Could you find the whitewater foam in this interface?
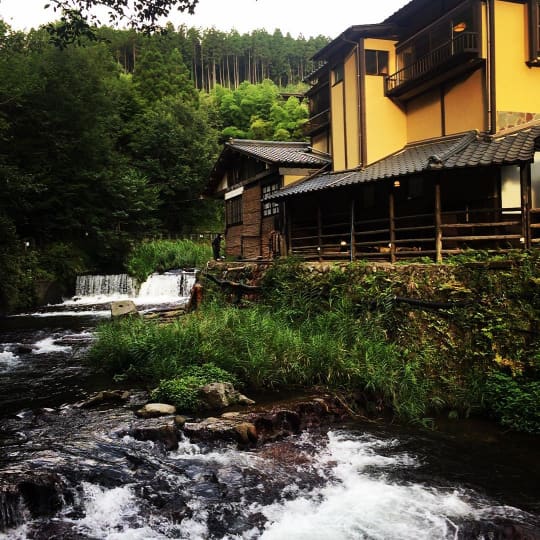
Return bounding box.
[0,350,21,372]
[32,337,72,355]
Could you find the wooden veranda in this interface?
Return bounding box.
[283,170,540,262]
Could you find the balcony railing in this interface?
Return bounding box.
[303,108,330,136]
[386,31,480,95]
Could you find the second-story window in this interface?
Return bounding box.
[262,183,280,216]
[332,63,344,84]
[365,50,389,76]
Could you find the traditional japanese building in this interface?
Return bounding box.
[206,139,330,259]
[208,0,540,261]
[267,0,540,261]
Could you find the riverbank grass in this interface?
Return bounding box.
[126,239,212,283]
[89,252,540,433]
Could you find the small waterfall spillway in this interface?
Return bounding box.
[72,270,197,307]
[137,270,197,304]
[0,269,197,414]
[75,274,137,298]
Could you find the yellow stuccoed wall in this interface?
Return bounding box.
[364,38,407,164]
[444,69,487,134]
[283,174,307,187]
[406,89,443,142]
[495,0,540,128]
[312,132,330,155]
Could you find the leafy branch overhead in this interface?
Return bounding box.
[45,0,200,44]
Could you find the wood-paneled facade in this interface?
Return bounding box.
[206,139,330,260]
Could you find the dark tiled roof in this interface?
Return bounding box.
[445,126,540,167]
[226,139,331,167]
[312,24,399,62]
[266,125,540,200]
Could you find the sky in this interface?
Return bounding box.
[0,0,409,39]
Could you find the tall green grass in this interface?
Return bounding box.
[89,300,437,421]
[126,239,212,282]
[89,253,540,428]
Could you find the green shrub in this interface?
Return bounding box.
[126,239,212,282]
[150,363,238,411]
[483,371,540,434]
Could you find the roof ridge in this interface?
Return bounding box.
[490,119,540,139]
[228,138,308,148]
[427,131,478,168]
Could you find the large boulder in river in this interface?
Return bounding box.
[111,300,138,318]
[136,403,176,418]
[129,418,179,451]
[198,382,255,410]
[182,416,258,446]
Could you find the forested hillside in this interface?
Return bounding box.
[98,24,329,91]
[0,20,326,312]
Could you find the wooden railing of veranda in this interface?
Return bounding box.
[289,205,533,262]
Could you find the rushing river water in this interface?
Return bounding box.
[0,272,539,540]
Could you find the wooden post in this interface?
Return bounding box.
[435,179,443,263]
[520,163,531,249]
[389,188,396,263]
[350,198,356,262]
[317,201,323,261]
[286,201,292,255]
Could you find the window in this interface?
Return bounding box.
[262,183,280,217]
[226,196,242,226]
[332,63,344,84]
[365,50,389,76]
[528,0,540,65]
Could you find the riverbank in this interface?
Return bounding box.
[89,252,540,434]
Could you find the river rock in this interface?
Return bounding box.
[234,422,258,444]
[237,394,256,406]
[75,390,130,409]
[129,418,179,450]
[136,403,176,418]
[0,471,68,530]
[198,382,255,410]
[182,417,234,442]
[111,300,138,318]
[174,415,188,427]
[15,344,35,354]
[183,417,257,445]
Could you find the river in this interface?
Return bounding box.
[0,272,539,539]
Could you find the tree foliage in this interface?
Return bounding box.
[210,80,308,141]
[45,0,199,45]
[0,18,316,310]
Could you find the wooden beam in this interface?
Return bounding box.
[317,201,322,262]
[389,188,396,263]
[435,179,442,263]
[521,163,531,249]
[350,198,356,261]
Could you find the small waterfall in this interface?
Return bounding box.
[138,271,197,302]
[75,274,137,298]
[71,270,196,305]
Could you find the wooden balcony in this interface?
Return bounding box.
[385,32,482,100]
[303,109,330,136]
